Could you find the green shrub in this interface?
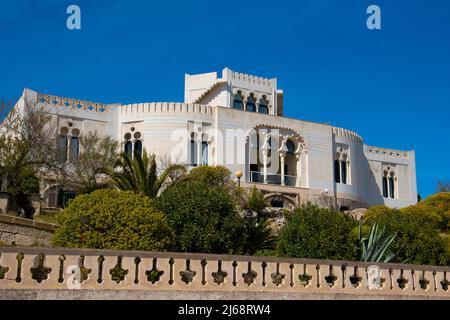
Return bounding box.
[53,189,174,251]
[247,186,266,213]
[364,205,449,265]
[184,165,232,187]
[277,203,357,260]
[156,180,246,254]
[417,192,450,232]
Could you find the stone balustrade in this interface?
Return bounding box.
[0,247,448,299]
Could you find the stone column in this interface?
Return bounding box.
[243,99,247,111]
[296,153,302,187]
[262,150,268,184]
[131,139,135,159]
[197,140,202,165]
[279,151,286,186]
[66,134,72,162]
[261,132,271,184]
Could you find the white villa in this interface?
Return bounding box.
[13,67,417,210]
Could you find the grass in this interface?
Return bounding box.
[34,213,61,225]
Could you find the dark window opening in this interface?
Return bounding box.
[134,140,143,157]
[58,135,68,162]
[270,198,284,208]
[246,96,256,112]
[382,177,388,198]
[259,97,269,114]
[70,136,79,160]
[124,141,132,158]
[190,140,197,166]
[341,161,347,184]
[334,160,341,183]
[233,93,244,110]
[286,140,295,155]
[57,189,77,209]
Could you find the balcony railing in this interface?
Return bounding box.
[250,171,300,187]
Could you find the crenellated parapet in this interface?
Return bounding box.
[365,145,409,159]
[120,102,214,117]
[231,71,274,88]
[36,93,108,113]
[332,126,363,143]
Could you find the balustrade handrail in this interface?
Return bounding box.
[0,246,449,297]
[250,171,299,179]
[0,246,449,272]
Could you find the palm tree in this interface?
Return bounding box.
[242,219,277,255]
[99,149,186,198]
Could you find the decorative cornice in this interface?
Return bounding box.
[332,126,363,143]
[365,145,409,159]
[37,93,107,113]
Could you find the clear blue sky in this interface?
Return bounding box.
[1,0,449,198]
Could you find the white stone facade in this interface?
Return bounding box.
[13,67,417,210]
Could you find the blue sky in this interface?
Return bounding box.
[1,0,449,198]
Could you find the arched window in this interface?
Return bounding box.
[58,135,68,162]
[125,141,132,158]
[246,94,256,112]
[341,161,347,184]
[271,198,284,208]
[389,173,395,199]
[134,140,142,157]
[334,159,341,183]
[233,91,244,110]
[341,155,347,184]
[190,133,197,166]
[70,136,79,160]
[286,139,295,155]
[382,172,389,198]
[259,96,269,114]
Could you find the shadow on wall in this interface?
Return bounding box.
[363,155,384,207]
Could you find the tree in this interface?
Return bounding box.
[156,179,246,254]
[247,186,266,213]
[53,189,174,251]
[277,203,357,260]
[58,131,118,194]
[417,192,450,232]
[183,165,232,187]
[0,96,61,176]
[242,219,276,255]
[0,97,60,215]
[437,181,450,193]
[99,149,186,198]
[364,205,449,265]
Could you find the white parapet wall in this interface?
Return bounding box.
[0,247,448,300]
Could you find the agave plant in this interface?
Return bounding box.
[358,222,398,263]
[98,149,186,198]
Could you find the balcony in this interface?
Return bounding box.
[250,171,300,188]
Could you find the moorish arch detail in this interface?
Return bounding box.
[263,192,298,210]
[246,125,308,188]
